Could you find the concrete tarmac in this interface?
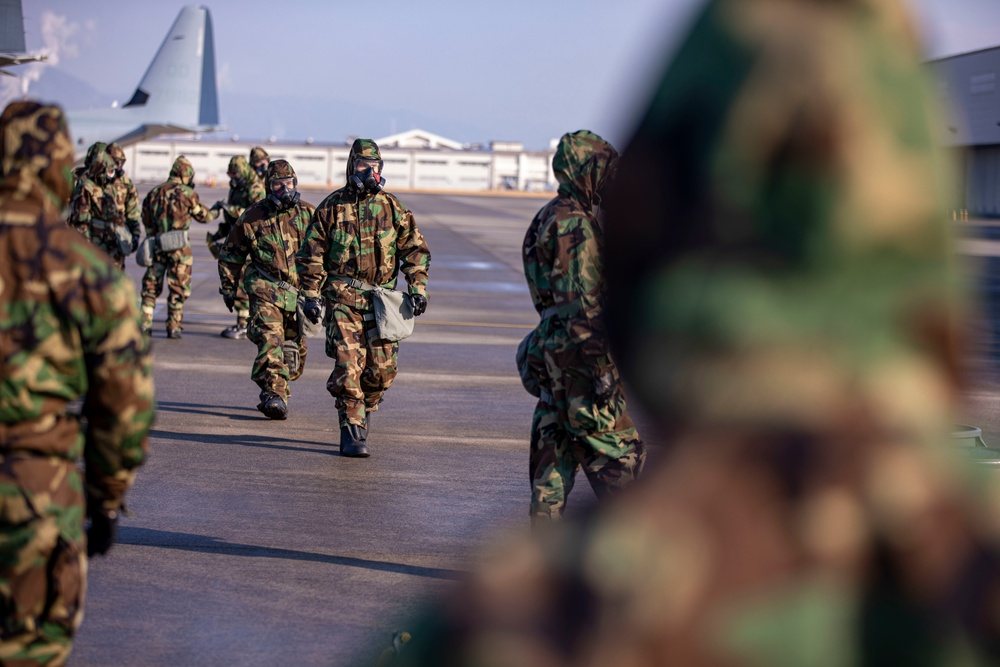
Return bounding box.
[67,188,611,666]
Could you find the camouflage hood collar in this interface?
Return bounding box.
[345,138,382,182]
[169,156,194,184]
[249,146,269,164]
[228,155,254,182]
[0,101,75,210]
[553,130,618,208]
[86,146,116,182]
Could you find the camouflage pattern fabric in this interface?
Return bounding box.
[218,159,315,400]
[211,155,266,325]
[391,1,1000,665]
[71,141,105,193]
[67,148,136,270]
[297,138,430,427]
[522,130,644,519]
[106,142,141,267]
[0,101,152,666]
[249,145,269,166]
[139,156,218,333]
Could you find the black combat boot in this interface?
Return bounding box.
[257,393,287,420]
[339,423,369,458]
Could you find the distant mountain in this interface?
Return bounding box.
[21,67,117,112]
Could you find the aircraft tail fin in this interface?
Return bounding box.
[0,0,26,53]
[123,5,219,128]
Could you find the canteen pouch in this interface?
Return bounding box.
[370,288,415,343]
[297,297,326,339]
[516,329,542,397]
[135,237,156,267]
[114,224,133,256]
[158,229,190,252]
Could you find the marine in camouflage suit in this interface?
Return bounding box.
[522,130,644,521]
[71,142,105,193]
[211,154,267,339]
[218,160,315,420]
[105,142,141,263]
[249,145,269,181]
[393,0,1000,665]
[67,145,139,270]
[296,138,430,457]
[139,156,219,338]
[0,101,153,667]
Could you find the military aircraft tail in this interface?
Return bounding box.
[68,5,222,157]
[123,5,219,127]
[0,0,46,77]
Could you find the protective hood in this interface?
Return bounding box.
[228,155,254,182]
[345,138,382,182]
[169,156,195,185]
[84,141,108,170]
[107,142,126,171]
[604,0,959,436]
[249,146,270,165]
[265,159,297,187]
[0,101,75,209]
[85,146,117,184]
[553,130,618,208]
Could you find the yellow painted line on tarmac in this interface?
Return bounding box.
[420,320,534,329]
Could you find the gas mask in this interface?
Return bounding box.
[268,176,300,209]
[114,162,125,180]
[254,161,268,179]
[229,175,245,190]
[349,159,385,194]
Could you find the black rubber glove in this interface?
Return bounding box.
[222,292,236,312]
[130,233,139,254]
[86,501,119,558]
[303,298,323,325]
[410,294,428,317]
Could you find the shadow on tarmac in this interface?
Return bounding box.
[116,526,463,580]
[151,428,335,455]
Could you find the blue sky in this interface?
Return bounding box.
[12,0,1000,149]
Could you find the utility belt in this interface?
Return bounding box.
[335,276,383,292]
[255,263,299,296]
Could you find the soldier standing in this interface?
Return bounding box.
[297,138,430,457]
[218,160,315,420]
[67,144,140,270]
[106,141,142,260]
[0,101,153,666]
[139,155,219,338]
[210,155,266,339]
[250,145,270,181]
[521,130,645,523]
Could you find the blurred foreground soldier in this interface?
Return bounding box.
[67,145,140,270]
[210,155,266,339]
[250,145,269,181]
[394,1,1000,665]
[140,156,219,339]
[0,101,153,665]
[521,130,644,522]
[297,139,430,457]
[218,160,315,419]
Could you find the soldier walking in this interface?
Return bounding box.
[297,139,430,457]
[521,130,644,523]
[139,156,219,338]
[67,144,140,270]
[0,101,153,666]
[218,160,315,420]
[210,154,267,339]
